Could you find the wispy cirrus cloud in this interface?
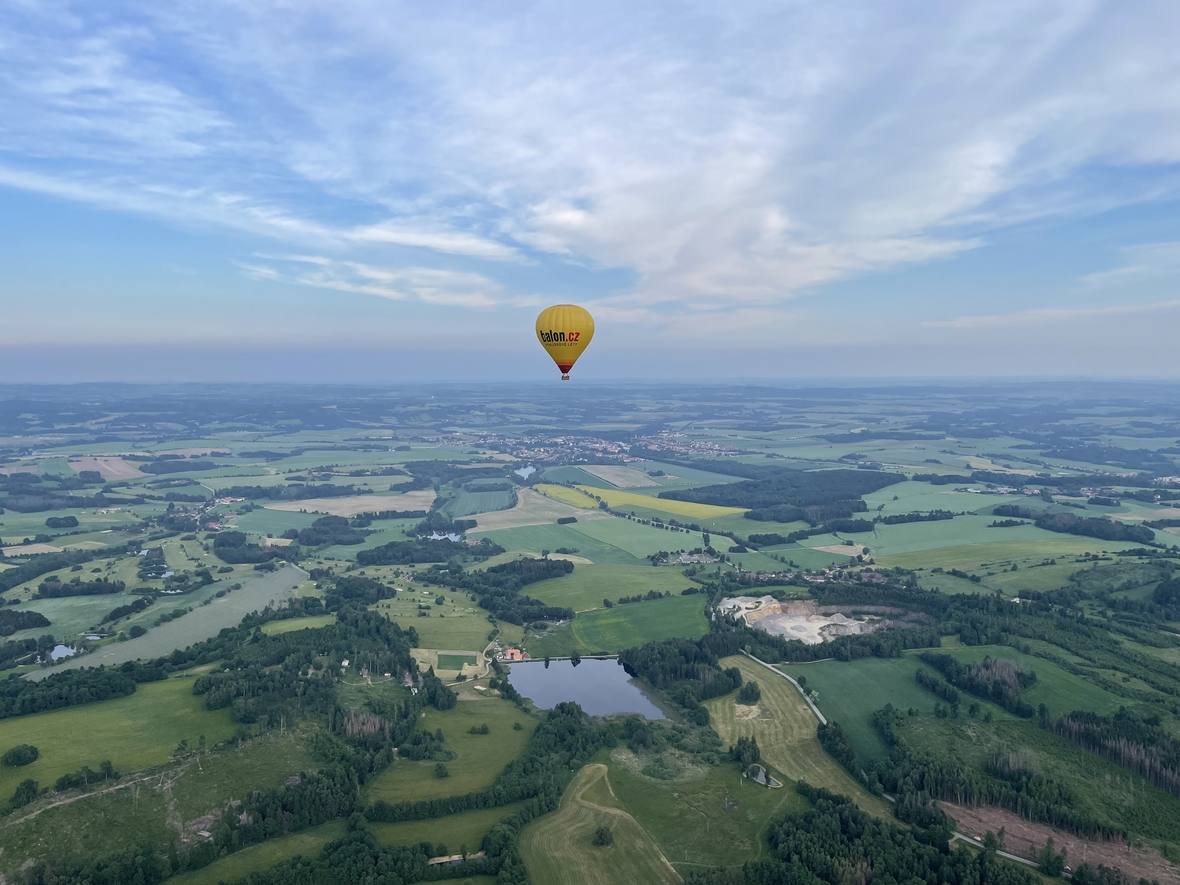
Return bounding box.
[923,299,1180,330]
[2,0,1180,319]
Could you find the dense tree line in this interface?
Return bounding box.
[1055,708,1180,798]
[286,515,368,547]
[420,556,574,624]
[0,543,135,592]
[356,537,501,566]
[44,515,79,528]
[914,668,961,705]
[878,509,955,524]
[816,722,858,778]
[617,638,741,724]
[0,610,50,636]
[212,530,284,564]
[868,705,1118,839]
[992,504,1156,544]
[660,466,901,509]
[918,653,1036,718]
[100,594,154,623]
[34,577,125,599]
[216,483,362,501]
[683,783,1038,885]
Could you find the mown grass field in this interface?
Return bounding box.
[444,487,515,517]
[608,752,803,869]
[526,594,709,658]
[370,800,529,851]
[526,564,699,612]
[364,697,535,804]
[519,763,679,885]
[375,586,496,650]
[574,485,746,520]
[165,821,347,884]
[0,676,236,799]
[880,536,1137,571]
[260,613,337,635]
[705,656,890,817]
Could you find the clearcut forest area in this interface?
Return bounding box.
[0,382,1179,884]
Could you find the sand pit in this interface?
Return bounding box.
[718,596,907,645]
[266,490,436,517]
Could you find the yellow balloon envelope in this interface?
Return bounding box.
[535,304,594,380]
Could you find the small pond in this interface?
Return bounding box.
[507,657,664,719]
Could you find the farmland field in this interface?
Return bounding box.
[260,613,337,635]
[519,763,679,885]
[265,490,436,517]
[469,488,609,531]
[0,676,236,798]
[370,800,530,850]
[705,656,890,817]
[579,464,660,487]
[534,483,601,509]
[27,564,305,677]
[526,594,709,657]
[574,484,746,519]
[364,697,535,804]
[526,564,699,612]
[375,586,499,650]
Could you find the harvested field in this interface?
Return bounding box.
[0,463,38,475]
[533,483,601,509]
[1,543,64,556]
[580,465,660,487]
[519,763,680,885]
[69,456,145,479]
[718,597,916,645]
[944,802,1180,883]
[469,488,609,531]
[705,656,889,817]
[262,536,294,547]
[265,490,435,517]
[812,543,867,556]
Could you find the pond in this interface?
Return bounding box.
[507,657,665,719]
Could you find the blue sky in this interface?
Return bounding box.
[2,0,1179,381]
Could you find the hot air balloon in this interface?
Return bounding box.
[535,304,594,381]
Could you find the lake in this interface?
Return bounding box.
[507,658,665,718]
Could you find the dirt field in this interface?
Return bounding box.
[469,488,610,532]
[581,465,660,488]
[69,456,146,479]
[943,802,1180,883]
[266,490,435,517]
[1,543,64,557]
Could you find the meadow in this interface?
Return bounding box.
[260,613,337,635]
[526,594,709,658]
[363,697,535,804]
[607,753,802,869]
[518,763,679,885]
[0,676,236,798]
[526,563,699,612]
[704,656,890,817]
[370,800,530,851]
[374,586,496,650]
[165,821,347,885]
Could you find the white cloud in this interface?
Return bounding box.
[922,299,1180,330]
[239,254,535,309]
[2,1,1180,312]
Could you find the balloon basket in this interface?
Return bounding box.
[561,374,570,381]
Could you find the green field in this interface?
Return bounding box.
[370,800,529,852]
[166,821,346,885]
[902,715,1180,847]
[364,697,535,804]
[444,488,516,517]
[482,515,710,566]
[526,564,698,612]
[535,483,602,509]
[375,586,497,650]
[705,656,890,817]
[519,763,679,885]
[608,752,802,869]
[437,652,478,669]
[574,485,746,520]
[526,594,709,658]
[260,614,337,635]
[0,676,236,799]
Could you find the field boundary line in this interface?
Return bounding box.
[740,651,827,725]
